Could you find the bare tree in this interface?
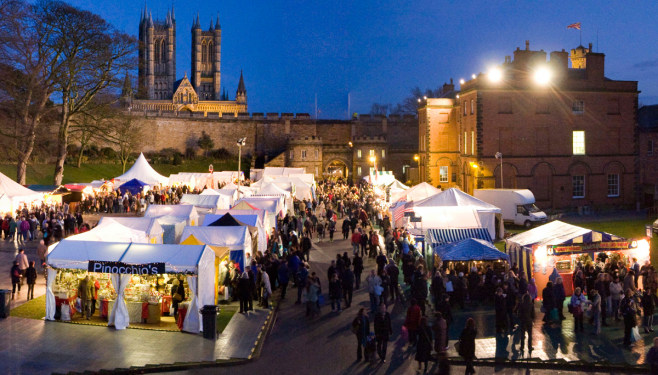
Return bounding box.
[101,114,145,173]
[0,0,63,184]
[389,86,444,115]
[42,0,136,185]
[370,103,391,116]
[68,95,115,168]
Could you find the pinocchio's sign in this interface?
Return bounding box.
[549,241,631,254]
[88,261,165,275]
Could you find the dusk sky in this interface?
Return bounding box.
[69,0,658,118]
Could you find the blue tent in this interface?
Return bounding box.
[118,178,150,196]
[435,238,509,261]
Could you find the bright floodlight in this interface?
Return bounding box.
[534,68,551,85]
[369,156,376,163]
[423,96,427,100]
[489,68,502,82]
[417,98,421,102]
[459,79,465,84]
[471,74,476,79]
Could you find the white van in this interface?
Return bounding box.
[474,189,547,228]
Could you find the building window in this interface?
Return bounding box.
[471,131,475,155]
[572,175,585,198]
[463,101,467,116]
[451,173,457,182]
[649,140,654,156]
[369,149,375,157]
[381,149,385,158]
[357,149,362,158]
[464,132,467,154]
[315,167,318,176]
[607,174,619,197]
[315,150,319,158]
[439,166,449,182]
[357,167,362,176]
[573,131,585,155]
[572,100,585,114]
[289,150,293,159]
[470,100,474,115]
[301,150,307,159]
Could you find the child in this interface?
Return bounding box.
[364,332,377,363]
[317,221,325,242]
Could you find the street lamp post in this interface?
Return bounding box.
[369,156,377,183]
[495,152,503,188]
[237,138,246,198]
[414,154,420,183]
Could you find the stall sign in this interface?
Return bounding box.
[551,246,581,254]
[88,261,165,275]
[550,241,631,254]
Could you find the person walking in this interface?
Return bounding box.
[458,318,477,375]
[25,261,37,300]
[610,276,623,321]
[77,275,94,320]
[415,317,433,373]
[329,273,343,312]
[305,275,320,318]
[433,312,447,356]
[590,289,601,335]
[555,277,567,320]
[238,272,251,313]
[37,240,48,273]
[366,269,382,313]
[353,253,364,289]
[15,249,29,286]
[642,289,656,333]
[261,271,272,309]
[342,266,355,308]
[570,287,587,333]
[277,261,290,300]
[517,293,535,351]
[352,307,370,362]
[494,287,507,334]
[542,281,556,324]
[404,298,422,346]
[10,261,21,299]
[385,259,401,302]
[437,294,453,349]
[374,303,392,362]
[621,289,637,347]
[296,265,309,304]
[647,337,658,373]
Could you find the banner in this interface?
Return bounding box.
[549,241,631,254]
[88,261,165,275]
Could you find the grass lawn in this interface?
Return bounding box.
[217,307,237,334]
[495,216,658,268]
[0,158,248,185]
[10,295,46,320]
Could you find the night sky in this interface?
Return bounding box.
[68,0,658,119]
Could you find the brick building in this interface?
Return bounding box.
[639,104,658,207]
[419,41,640,211]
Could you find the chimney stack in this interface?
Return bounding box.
[525,40,530,50]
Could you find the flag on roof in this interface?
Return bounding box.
[567,22,580,30]
[394,201,414,223]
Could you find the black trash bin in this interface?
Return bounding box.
[200,305,218,340]
[0,289,11,318]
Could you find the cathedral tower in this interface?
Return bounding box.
[138,4,176,100]
[191,14,221,100]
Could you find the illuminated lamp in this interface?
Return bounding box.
[488,68,502,82]
[533,67,551,85]
[533,245,548,261]
[635,239,650,260]
[459,79,465,84]
[471,74,476,79]
[417,98,421,103]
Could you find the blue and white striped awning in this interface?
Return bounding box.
[426,228,493,248]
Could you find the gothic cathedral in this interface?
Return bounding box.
[132,5,247,115]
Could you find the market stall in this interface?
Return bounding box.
[68,218,150,243]
[144,204,200,226]
[433,238,509,276]
[113,153,169,187]
[180,226,253,272]
[180,194,225,212]
[45,241,215,333]
[505,220,650,295]
[118,179,151,196]
[98,217,164,244]
[0,171,43,213]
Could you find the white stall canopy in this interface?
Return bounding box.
[0,172,42,211]
[113,153,169,186]
[180,226,254,270]
[262,167,305,177]
[180,194,225,210]
[144,204,200,226]
[67,218,149,243]
[98,217,164,244]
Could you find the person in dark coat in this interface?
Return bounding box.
[554,277,567,321]
[342,219,350,240]
[459,318,478,375]
[342,266,355,307]
[376,252,387,275]
[542,281,556,323]
[374,302,392,362]
[494,287,507,334]
[517,293,535,351]
[25,261,37,300]
[411,266,429,316]
[277,262,290,299]
[353,307,370,361]
[436,294,453,349]
[10,261,21,299]
[329,273,343,312]
[503,283,517,332]
[385,259,401,301]
[353,254,364,289]
[171,278,186,317]
[415,317,433,372]
[238,272,251,313]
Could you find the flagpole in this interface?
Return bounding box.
[580,28,582,46]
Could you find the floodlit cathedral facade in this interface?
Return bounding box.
[131,5,247,115]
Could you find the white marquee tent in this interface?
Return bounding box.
[180,194,225,210]
[67,218,149,243]
[113,153,169,186]
[46,241,215,333]
[144,204,200,226]
[156,215,188,244]
[262,167,305,177]
[0,172,42,212]
[98,217,164,244]
[390,182,441,204]
[180,226,253,271]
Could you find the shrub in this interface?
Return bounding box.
[212,147,231,160]
[172,152,183,165]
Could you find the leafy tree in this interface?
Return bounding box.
[197,131,214,157]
